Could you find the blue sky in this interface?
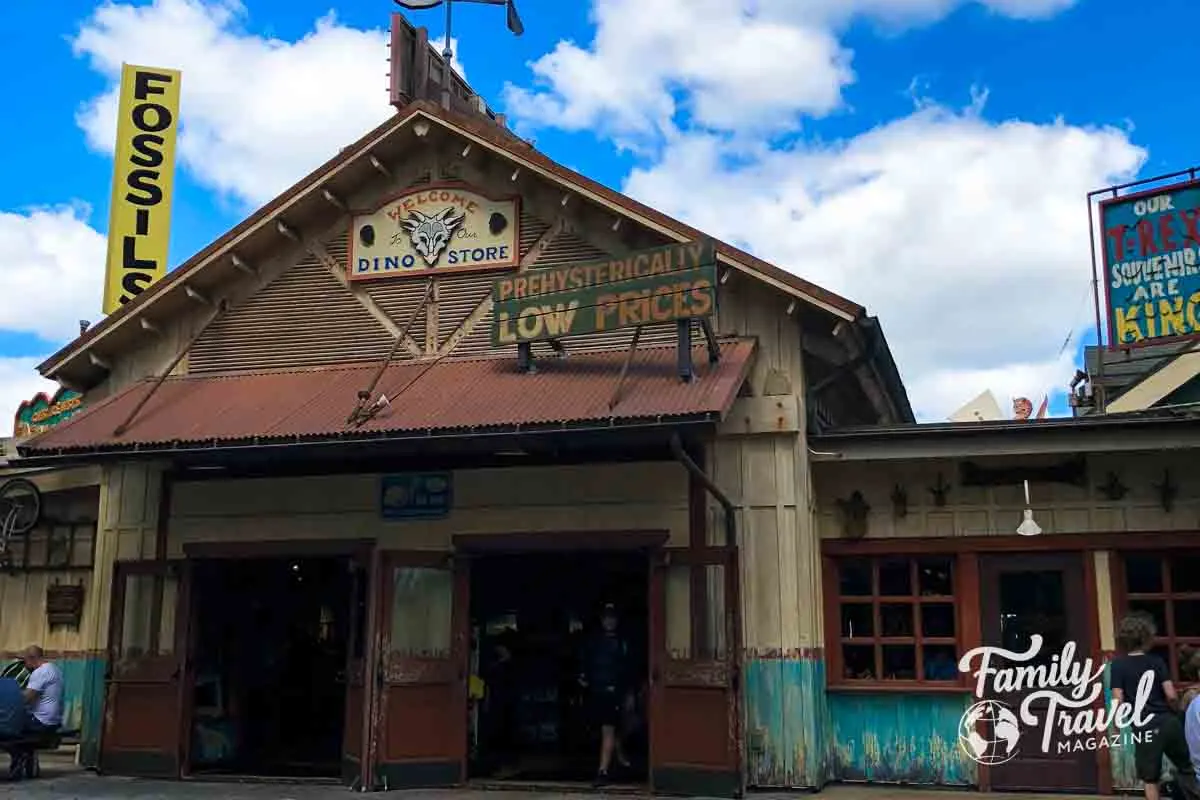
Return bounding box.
[0,0,1189,421]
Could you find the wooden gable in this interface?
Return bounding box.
[184,157,690,376]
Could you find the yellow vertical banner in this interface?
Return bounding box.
[102,64,182,315]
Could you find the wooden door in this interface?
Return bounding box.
[979,553,1098,792]
[341,556,369,786]
[649,547,742,797]
[373,551,469,790]
[100,560,191,777]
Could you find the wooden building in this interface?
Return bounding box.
[810,414,1200,794]
[11,15,1195,796]
[9,25,909,792]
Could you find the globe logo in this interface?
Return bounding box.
[958,699,1021,765]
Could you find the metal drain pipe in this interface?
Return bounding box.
[670,432,736,547]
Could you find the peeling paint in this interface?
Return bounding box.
[743,653,831,789]
[828,692,975,786]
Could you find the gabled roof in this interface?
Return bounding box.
[39,100,864,386]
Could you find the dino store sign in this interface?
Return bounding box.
[491,240,717,345]
[348,185,519,281]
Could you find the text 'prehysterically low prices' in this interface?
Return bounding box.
[490,240,717,345]
[1102,181,1200,346]
[348,185,519,281]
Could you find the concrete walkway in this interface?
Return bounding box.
[0,755,1116,800]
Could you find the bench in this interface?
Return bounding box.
[1,728,79,780]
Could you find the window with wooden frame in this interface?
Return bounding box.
[1117,551,1200,683]
[828,555,962,686]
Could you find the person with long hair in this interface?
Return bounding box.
[1109,614,1199,800]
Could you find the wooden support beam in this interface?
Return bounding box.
[305,238,423,358]
[321,189,347,211]
[275,220,300,241]
[369,155,392,177]
[231,254,259,280]
[183,285,210,305]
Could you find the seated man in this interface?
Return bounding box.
[21,646,63,736]
[5,646,63,779]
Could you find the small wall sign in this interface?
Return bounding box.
[348,184,519,281]
[14,387,84,439]
[381,472,452,519]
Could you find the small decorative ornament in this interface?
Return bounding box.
[1154,469,1178,513]
[891,484,909,519]
[1016,479,1042,536]
[929,473,951,507]
[1097,471,1128,502]
[836,491,871,539]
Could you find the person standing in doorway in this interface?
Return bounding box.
[1109,615,1200,800]
[579,603,631,785]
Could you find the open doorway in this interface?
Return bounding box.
[187,556,359,779]
[468,550,649,786]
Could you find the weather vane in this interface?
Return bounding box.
[395,0,524,108]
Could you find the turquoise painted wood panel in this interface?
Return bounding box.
[828,692,976,786]
[743,655,831,788]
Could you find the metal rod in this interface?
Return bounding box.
[1087,166,1200,199]
[670,433,736,548]
[608,326,642,411]
[1087,194,1107,413]
[348,279,434,425]
[442,0,453,110]
[113,301,229,436]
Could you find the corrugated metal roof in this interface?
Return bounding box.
[22,340,755,454]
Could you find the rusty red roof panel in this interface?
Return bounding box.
[22,340,756,453]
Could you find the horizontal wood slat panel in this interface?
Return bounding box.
[534,229,608,266]
[190,232,394,374]
[187,209,683,373]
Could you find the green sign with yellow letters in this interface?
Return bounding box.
[491,240,717,345]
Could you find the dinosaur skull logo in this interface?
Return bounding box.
[401,207,465,265]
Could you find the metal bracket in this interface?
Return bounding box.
[677,319,694,382]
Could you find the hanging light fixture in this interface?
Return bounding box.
[1016,479,1042,536]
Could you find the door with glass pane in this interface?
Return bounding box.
[374,552,469,789]
[979,553,1097,792]
[649,547,741,797]
[100,560,191,777]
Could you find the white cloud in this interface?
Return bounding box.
[72,0,397,208]
[0,206,107,343]
[623,103,1145,419]
[0,358,64,437]
[503,0,1079,141]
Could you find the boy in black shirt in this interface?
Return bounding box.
[1110,613,1199,800]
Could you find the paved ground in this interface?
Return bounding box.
[0,754,1118,799]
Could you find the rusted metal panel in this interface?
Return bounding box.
[24,340,755,453]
